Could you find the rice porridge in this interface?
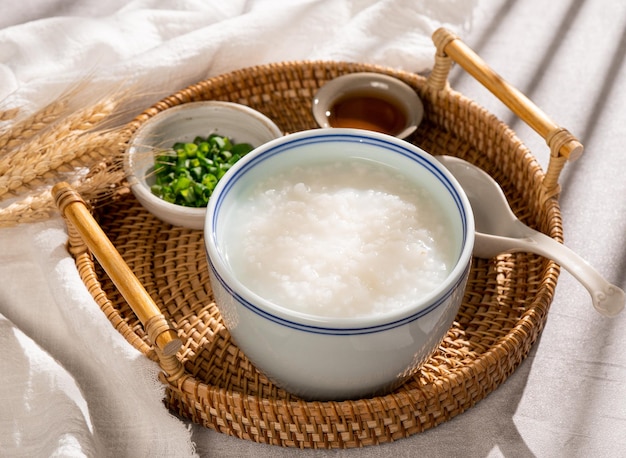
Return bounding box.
[222,159,456,318]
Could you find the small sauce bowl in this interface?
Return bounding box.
[312,72,424,139]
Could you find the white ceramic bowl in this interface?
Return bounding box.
[125,101,282,229]
[312,72,424,139]
[205,128,474,400]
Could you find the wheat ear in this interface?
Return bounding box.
[0,96,120,195]
[1,125,130,198]
[0,107,20,122]
[0,160,127,228]
[0,98,69,151]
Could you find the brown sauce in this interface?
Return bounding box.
[327,92,407,136]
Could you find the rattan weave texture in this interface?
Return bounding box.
[67,56,565,448]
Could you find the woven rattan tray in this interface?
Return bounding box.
[62,29,582,448]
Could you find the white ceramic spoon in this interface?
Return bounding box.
[436,155,625,317]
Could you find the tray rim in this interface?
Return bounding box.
[66,59,562,448]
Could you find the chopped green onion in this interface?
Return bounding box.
[150,134,253,207]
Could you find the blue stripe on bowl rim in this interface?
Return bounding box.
[208,131,471,336]
[208,253,470,335]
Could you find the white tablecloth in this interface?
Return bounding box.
[2,1,625,457]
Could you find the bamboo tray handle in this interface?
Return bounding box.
[53,182,184,369]
[427,27,583,194]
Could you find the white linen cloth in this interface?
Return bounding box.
[0,1,476,456]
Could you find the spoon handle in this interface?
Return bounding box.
[477,231,625,317]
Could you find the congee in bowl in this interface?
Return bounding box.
[205,128,474,400]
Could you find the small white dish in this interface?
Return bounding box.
[124,101,282,229]
[312,72,424,139]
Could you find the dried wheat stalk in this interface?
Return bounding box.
[0,77,97,151]
[0,159,127,227]
[0,99,69,151]
[0,107,20,122]
[0,96,121,197]
[1,127,128,198]
[0,82,138,227]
